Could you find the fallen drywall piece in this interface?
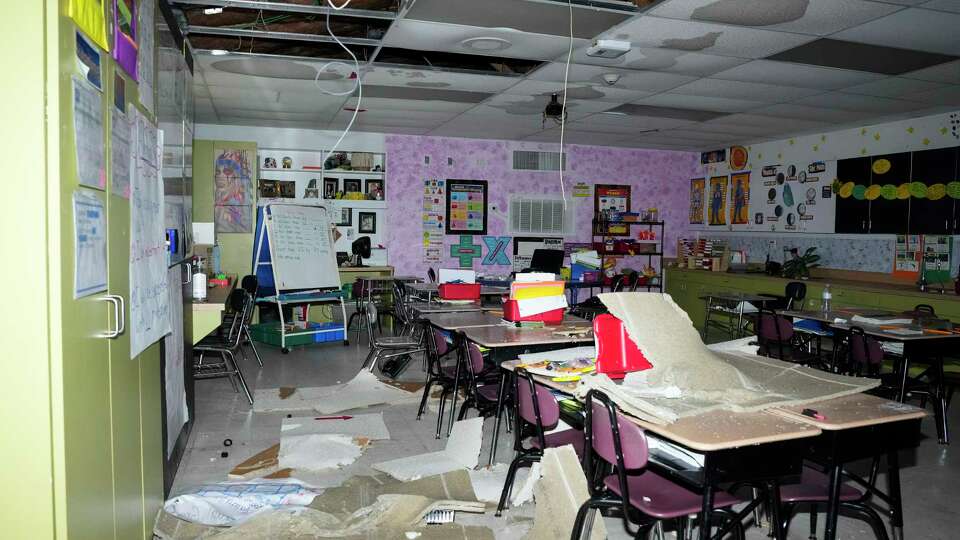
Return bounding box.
[524,445,605,540]
[373,417,484,481]
[278,434,364,472]
[254,372,421,414]
[280,413,391,440]
[510,461,541,507]
[228,444,289,480]
[467,463,536,506]
[162,480,320,526]
[309,470,479,516]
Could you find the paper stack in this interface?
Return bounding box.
[510,280,568,317]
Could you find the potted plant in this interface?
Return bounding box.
[782,247,820,279]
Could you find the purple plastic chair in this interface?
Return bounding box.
[496,367,584,516]
[456,341,501,422]
[847,327,885,377]
[778,460,889,540]
[758,308,821,367]
[415,327,461,437]
[571,389,744,540]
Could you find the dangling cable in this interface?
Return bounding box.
[313,0,362,171]
[558,0,573,209]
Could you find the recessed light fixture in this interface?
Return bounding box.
[210,49,229,56]
[460,37,512,52]
[203,7,223,15]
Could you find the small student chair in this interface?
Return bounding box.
[360,301,423,374]
[194,289,254,404]
[416,327,462,439]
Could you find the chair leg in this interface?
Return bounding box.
[244,326,263,367]
[416,378,434,420]
[222,352,239,393]
[362,347,378,370]
[226,350,253,405]
[570,501,594,540]
[457,397,474,421]
[809,504,818,540]
[435,388,449,439]
[495,455,531,516]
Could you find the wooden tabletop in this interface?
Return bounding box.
[462,324,593,348]
[426,311,591,330]
[191,275,236,311]
[781,308,960,342]
[408,301,486,315]
[700,292,779,303]
[769,393,927,430]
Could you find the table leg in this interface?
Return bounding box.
[488,367,508,466]
[823,463,843,540]
[737,306,744,338]
[897,355,911,403]
[698,483,714,540]
[448,346,462,437]
[887,449,904,540]
[767,482,784,540]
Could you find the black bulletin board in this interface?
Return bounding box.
[445,179,488,235]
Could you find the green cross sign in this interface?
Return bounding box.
[450,235,482,268]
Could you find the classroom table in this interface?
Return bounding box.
[406,282,509,302]
[190,275,236,345]
[769,393,926,540]
[780,307,957,443]
[498,360,823,540]
[408,301,486,317]
[700,292,782,340]
[425,311,593,331]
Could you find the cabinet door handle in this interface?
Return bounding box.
[182,260,193,284]
[115,295,125,336]
[98,296,121,339]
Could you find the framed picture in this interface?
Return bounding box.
[337,207,352,227]
[358,211,377,234]
[323,177,338,199]
[343,178,362,193]
[445,179,488,235]
[594,184,631,236]
[365,178,384,200]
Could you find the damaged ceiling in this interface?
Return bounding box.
[172,0,960,150]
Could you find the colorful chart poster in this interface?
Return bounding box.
[708,176,727,226]
[214,148,253,233]
[730,172,750,225]
[689,178,704,224]
[445,179,487,235]
[73,189,108,298]
[73,77,106,189]
[422,179,445,263]
[594,184,631,236]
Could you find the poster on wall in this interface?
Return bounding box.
[73,77,106,190]
[130,111,171,359]
[214,148,253,233]
[752,160,836,233]
[708,176,727,226]
[113,0,138,79]
[110,108,132,199]
[594,184,631,236]
[445,179,487,235]
[68,0,110,50]
[689,178,704,225]
[422,179,445,263]
[137,0,156,113]
[730,173,750,225]
[73,189,108,298]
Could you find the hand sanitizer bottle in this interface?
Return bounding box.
[821,284,831,313]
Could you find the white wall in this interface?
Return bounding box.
[196,124,386,153]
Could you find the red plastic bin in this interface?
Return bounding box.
[502,299,565,325]
[438,283,481,300]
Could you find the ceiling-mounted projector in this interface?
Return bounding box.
[586,39,631,59]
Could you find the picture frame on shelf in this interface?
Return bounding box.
[365,179,384,200]
[323,177,338,199]
[337,207,352,227]
[358,211,376,234]
[343,178,362,193]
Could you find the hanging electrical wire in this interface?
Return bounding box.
[558,0,574,208]
[313,0,363,170]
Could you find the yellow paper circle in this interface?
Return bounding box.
[872,159,891,174]
[928,183,946,201]
[838,181,855,198]
[865,185,882,200]
[897,184,911,199]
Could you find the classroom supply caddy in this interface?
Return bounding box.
[503,279,568,324]
[252,203,349,353]
[593,313,652,379]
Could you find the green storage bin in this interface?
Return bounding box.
[249,322,317,347]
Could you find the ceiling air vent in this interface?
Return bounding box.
[512,150,566,172]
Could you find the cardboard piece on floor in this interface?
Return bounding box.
[281,412,390,440]
[228,444,291,480]
[524,445,605,540]
[372,417,483,481]
[278,433,365,472]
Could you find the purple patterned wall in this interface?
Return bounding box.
[385,135,699,277]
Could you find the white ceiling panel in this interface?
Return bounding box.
[481,93,618,120]
[216,109,333,122]
[521,129,629,146]
[839,77,949,99]
[833,8,960,55]
[701,113,829,131]
[752,103,874,123]
[360,65,521,93]
[647,0,904,36]
[668,78,825,102]
[710,60,885,90]
[340,97,476,114]
[791,92,929,113]
[653,128,741,143]
[630,93,767,113]
[603,16,815,58]
[382,20,586,62]
[572,113,698,133]
[565,46,749,77]
[922,0,960,13]
[329,109,461,128]
[908,86,960,105]
[502,79,653,103]
[901,60,960,84]
[529,62,696,93]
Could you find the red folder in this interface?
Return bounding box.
[593,313,652,379]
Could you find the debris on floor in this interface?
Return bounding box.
[280,412,391,440]
[524,445,605,540]
[467,463,538,507]
[162,480,320,527]
[253,371,422,414]
[278,433,366,472]
[373,417,484,481]
[228,444,289,480]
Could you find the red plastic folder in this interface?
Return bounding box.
[593,314,652,379]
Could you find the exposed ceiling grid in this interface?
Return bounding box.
[172,0,960,150]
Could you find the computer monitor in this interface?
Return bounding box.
[351,236,372,267]
[526,248,564,274]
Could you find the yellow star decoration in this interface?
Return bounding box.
[861,128,867,135]
[923,138,931,145]
[873,133,881,141]
[861,148,868,155]
[906,127,914,134]
[942,127,949,135]
[788,139,795,145]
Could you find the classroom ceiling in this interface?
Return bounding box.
[173,0,960,151]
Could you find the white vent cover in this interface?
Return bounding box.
[509,197,571,235]
[512,150,566,172]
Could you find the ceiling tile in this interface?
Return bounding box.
[604,16,815,58]
[529,62,696,93]
[791,92,929,113]
[908,86,960,105]
[361,65,521,93]
[630,93,767,113]
[572,113,698,133]
[709,60,885,90]
[922,0,960,13]
[752,103,874,123]
[901,59,960,84]
[700,113,829,131]
[353,125,434,135]
[481,93,618,120]
[767,38,958,75]
[604,103,730,121]
[216,108,333,122]
[362,85,492,103]
[566,46,749,77]
[382,20,586,62]
[653,128,740,143]
[522,129,628,146]
[839,77,949,99]
[339,97,476,114]
[833,8,960,55]
[647,0,904,35]
[667,78,824,102]
[502,79,653,103]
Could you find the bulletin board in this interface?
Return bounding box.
[445,179,487,235]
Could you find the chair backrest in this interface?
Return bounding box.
[432,327,449,356]
[784,281,807,310]
[240,275,258,296]
[466,340,486,378]
[364,300,379,343]
[427,268,437,283]
[757,308,793,342]
[353,277,368,299]
[514,368,560,451]
[913,304,936,317]
[223,289,249,345]
[848,326,883,368]
[586,390,648,470]
[610,275,626,293]
[392,281,409,324]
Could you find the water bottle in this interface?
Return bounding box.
[821,284,832,313]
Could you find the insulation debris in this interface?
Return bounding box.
[278,434,365,472]
[468,463,539,507]
[280,412,391,440]
[524,446,605,540]
[373,417,484,481]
